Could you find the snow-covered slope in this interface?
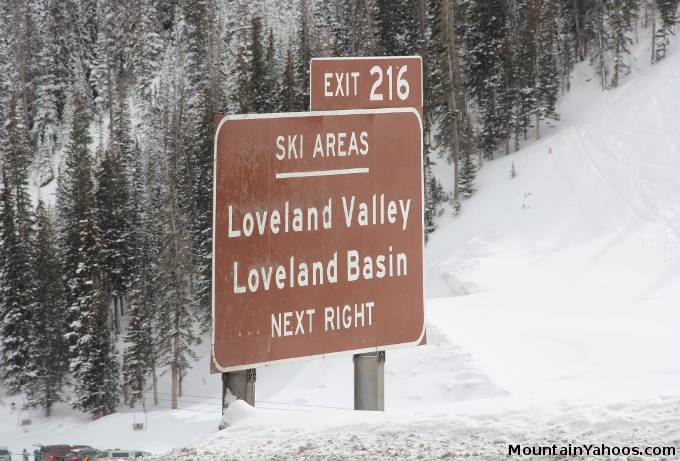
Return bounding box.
[426,40,680,402]
[3,37,680,460]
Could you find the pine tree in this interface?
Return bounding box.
[218,0,253,113]
[0,2,16,120]
[57,92,119,416]
[296,0,312,110]
[4,94,34,246]
[69,203,119,417]
[424,162,444,236]
[458,121,477,198]
[429,0,476,204]
[95,148,133,336]
[553,1,576,93]
[424,164,436,236]
[0,168,29,394]
[123,285,152,408]
[324,0,354,55]
[610,0,634,87]
[77,0,102,88]
[57,92,94,354]
[280,48,296,112]
[653,0,678,61]
[249,17,269,113]
[349,0,380,55]
[376,0,419,55]
[25,200,68,416]
[453,196,461,215]
[425,0,450,126]
[111,76,135,168]
[566,0,590,63]
[535,0,561,137]
[0,95,35,394]
[10,0,40,138]
[0,171,7,331]
[146,161,166,407]
[656,0,678,28]
[265,28,279,111]
[181,0,215,326]
[157,159,197,409]
[464,0,512,159]
[90,0,117,128]
[233,17,277,114]
[131,0,163,101]
[509,0,538,149]
[137,95,166,406]
[31,3,63,187]
[234,47,253,113]
[589,0,610,90]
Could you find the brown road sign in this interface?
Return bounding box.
[310,56,423,117]
[212,108,424,372]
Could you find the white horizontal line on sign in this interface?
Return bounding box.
[275,167,369,179]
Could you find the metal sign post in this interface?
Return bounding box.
[353,351,385,411]
[222,369,256,413]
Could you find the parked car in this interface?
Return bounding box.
[40,445,73,461]
[66,447,103,461]
[101,450,150,459]
[0,447,11,461]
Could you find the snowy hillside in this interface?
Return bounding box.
[2,27,680,460]
[425,40,680,402]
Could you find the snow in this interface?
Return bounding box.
[151,397,680,460]
[425,37,680,402]
[3,32,680,460]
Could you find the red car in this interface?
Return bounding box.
[40,446,72,461]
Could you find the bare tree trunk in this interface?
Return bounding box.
[113,296,118,335]
[650,0,656,64]
[419,0,428,119]
[103,12,114,143]
[634,1,639,44]
[171,362,178,409]
[169,199,182,411]
[206,0,217,118]
[612,41,620,88]
[363,0,378,53]
[165,141,186,411]
[350,0,357,54]
[442,0,461,204]
[418,0,433,214]
[572,0,585,61]
[14,3,31,133]
[151,365,158,406]
[536,113,540,140]
[596,1,607,90]
[123,354,129,404]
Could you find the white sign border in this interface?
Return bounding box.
[212,107,425,373]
